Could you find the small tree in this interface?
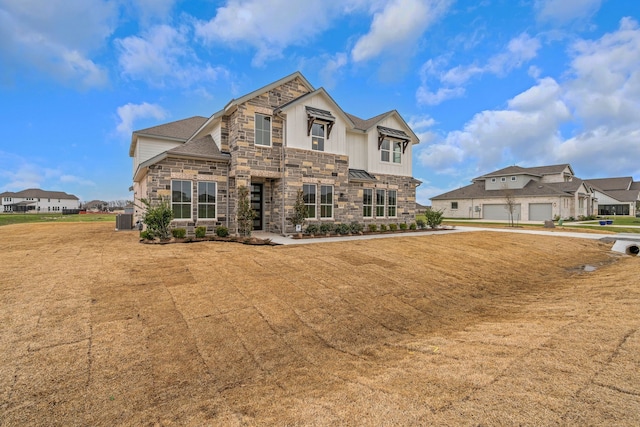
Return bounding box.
[236,185,255,237]
[290,189,307,232]
[503,187,517,227]
[139,197,173,240]
[424,208,444,229]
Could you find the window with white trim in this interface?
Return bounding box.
[197,182,216,219]
[303,184,316,219]
[491,178,496,183]
[363,189,373,218]
[375,189,385,217]
[501,177,506,182]
[311,123,325,151]
[381,139,402,163]
[451,201,458,210]
[387,190,397,217]
[392,142,402,164]
[320,185,333,219]
[511,176,516,181]
[255,114,271,146]
[172,180,192,219]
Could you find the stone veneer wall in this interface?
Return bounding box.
[144,156,230,236]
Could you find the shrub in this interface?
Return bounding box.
[335,223,350,235]
[389,223,398,231]
[424,209,444,229]
[319,222,334,235]
[380,224,388,232]
[195,226,207,238]
[416,218,426,229]
[139,197,173,240]
[409,222,417,230]
[290,189,307,229]
[399,223,408,230]
[215,225,229,237]
[305,223,319,235]
[368,224,378,232]
[236,185,255,237]
[172,228,187,238]
[139,230,153,240]
[349,221,364,234]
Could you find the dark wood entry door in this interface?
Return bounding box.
[251,184,263,231]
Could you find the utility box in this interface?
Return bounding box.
[116,213,133,231]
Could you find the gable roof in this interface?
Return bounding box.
[129,116,208,156]
[431,178,583,201]
[0,189,79,200]
[166,134,228,159]
[475,164,572,181]
[188,72,315,142]
[346,110,420,144]
[275,87,356,128]
[585,177,633,191]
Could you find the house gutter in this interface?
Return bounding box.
[276,111,287,236]
[226,162,230,229]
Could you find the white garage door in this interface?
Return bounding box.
[529,203,553,221]
[483,204,521,220]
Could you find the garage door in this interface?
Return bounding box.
[529,203,553,221]
[483,204,521,220]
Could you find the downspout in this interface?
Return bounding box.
[226,162,230,229]
[276,111,287,236]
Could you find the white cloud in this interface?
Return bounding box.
[535,0,602,25]
[116,102,168,135]
[195,0,341,65]
[0,0,116,87]
[128,0,177,24]
[351,0,452,63]
[417,33,541,105]
[116,24,228,88]
[319,52,348,89]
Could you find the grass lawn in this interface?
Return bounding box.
[0,212,117,227]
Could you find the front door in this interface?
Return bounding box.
[251,184,263,231]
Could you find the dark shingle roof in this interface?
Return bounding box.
[166,135,229,160]
[431,179,580,201]
[604,190,640,202]
[585,177,633,191]
[134,116,208,140]
[346,111,391,131]
[475,164,571,181]
[0,189,79,200]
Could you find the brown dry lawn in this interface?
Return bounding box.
[1,222,639,426]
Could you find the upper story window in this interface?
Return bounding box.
[501,177,507,182]
[491,178,496,183]
[380,139,402,164]
[311,122,325,151]
[511,176,516,181]
[255,114,271,146]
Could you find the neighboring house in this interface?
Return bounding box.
[0,189,80,213]
[584,177,640,216]
[84,200,109,212]
[431,164,593,221]
[130,72,421,235]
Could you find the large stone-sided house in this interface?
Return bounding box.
[0,189,80,213]
[130,72,421,235]
[431,164,594,221]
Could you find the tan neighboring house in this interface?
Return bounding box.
[129,72,421,235]
[430,164,594,221]
[0,189,80,213]
[585,177,640,216]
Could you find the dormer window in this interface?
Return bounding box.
[380,139,402,164]
[306,106,334,140]
[311,122,325,151]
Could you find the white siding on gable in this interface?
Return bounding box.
[346,132,367,170]
[134,136,182,171]
[212,122,222,150]
[366,115,413,177]
[284,96,347,154]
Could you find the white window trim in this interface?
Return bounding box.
[303,184,317,219]
[375,189,386,218]
[511,176,517,181]
[171,179,192,220]
[387,190,397,218]
[197,181,217,220]
[491,178,496,183]
[501,177,507,182]
[380,138,403,165]
[311,122,325,152]
[320,185,334,220]
[255,113,272,147]
[451,201,459,210]
[363,188,373,218]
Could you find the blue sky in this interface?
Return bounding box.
[1,0,639,204]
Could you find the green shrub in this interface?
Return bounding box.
[399,223,408,230]
[335,223,350,235]
[172,228,187,238]
[425,209,444,229]
[236,185,255,237]
[389,223,398,231]
[416,218,426,229]
[195,226,207,238]
[349,221,364,234]
[409,222,417,230]
[139,197,173,239]
[380,224,388,232]
[215,225,229,237]
[319,222,334,235]
[368,224,377,232]
[305,223,319,235]
[139,230,153,240]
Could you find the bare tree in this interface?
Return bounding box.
[503,187,517,227]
